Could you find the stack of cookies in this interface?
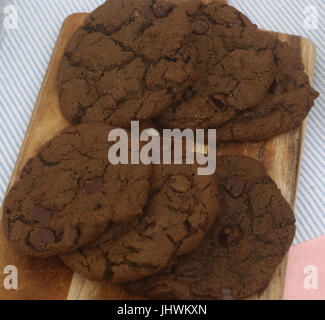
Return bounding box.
[57,0,318,142]
[2,0,319,300]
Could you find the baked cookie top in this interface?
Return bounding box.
[122,156,296,300]
[157,0,276,129]
[60,162,219,283]
[214,39,319,142]
[57,0,197,127]
[2,123,152,257]
[157,0,319,141]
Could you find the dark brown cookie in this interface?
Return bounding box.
[57,0,197,127]
[2,123,152,257]
[157,0,277,129]
[60,162,219,283]
[157,1,319,142]
[214,39,319,142]
[122,156,296,300]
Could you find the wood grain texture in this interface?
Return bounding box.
[0,13,316,300]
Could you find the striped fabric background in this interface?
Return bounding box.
[0,0,324,245]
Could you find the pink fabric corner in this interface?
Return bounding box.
[284,235,325,300]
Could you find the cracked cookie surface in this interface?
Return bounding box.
[2,123,152,257]
[122,156,296,300]
[157,0,276,129]
[57,0,197,127]
[157,1,319,141]
[214,39,319,142]
[60,162,219,283]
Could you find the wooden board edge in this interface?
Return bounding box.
[263,35,317,300]
[293,37,316,207]
[0,13,89,204]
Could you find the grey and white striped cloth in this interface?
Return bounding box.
[0,0,324,245]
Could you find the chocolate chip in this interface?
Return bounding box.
[192,19,209,34]
[84,177,103,194]
[219,226,242,247]
[269,81,286,95]
[209,93,229,112]
[225,175,246,198]
[153,1,175,18]
[177,44,191,63]
[32,205,53,222]
[221,288,233,300]
[20,158,33,178]
[32,229,55,251]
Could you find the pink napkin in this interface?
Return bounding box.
[284,235,325,300]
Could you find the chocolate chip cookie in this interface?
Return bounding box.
[157,0,277,129]
[60,162,219,283]
[122,156,296,300]
[214,39,319,142]
[157,1,319,142]
[57,0,197,127]
[2,123,152,257]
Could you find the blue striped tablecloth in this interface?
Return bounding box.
[0,0,324,245]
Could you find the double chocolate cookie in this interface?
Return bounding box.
[156,0,319,142]
[57,0,197,127]
[214,39,319,142]
[158,0,276,129]
[60,161,219,283]
[2,123,152,257]
[122,156,296,299]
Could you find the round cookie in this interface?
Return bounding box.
[57,0,197,127]
[60,162,219,283]
[122,156,296,300]
[214,39,319,142]
[157,0,277,129]
[2,123,152,257]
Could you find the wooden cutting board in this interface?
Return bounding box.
[0,12,316,300]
